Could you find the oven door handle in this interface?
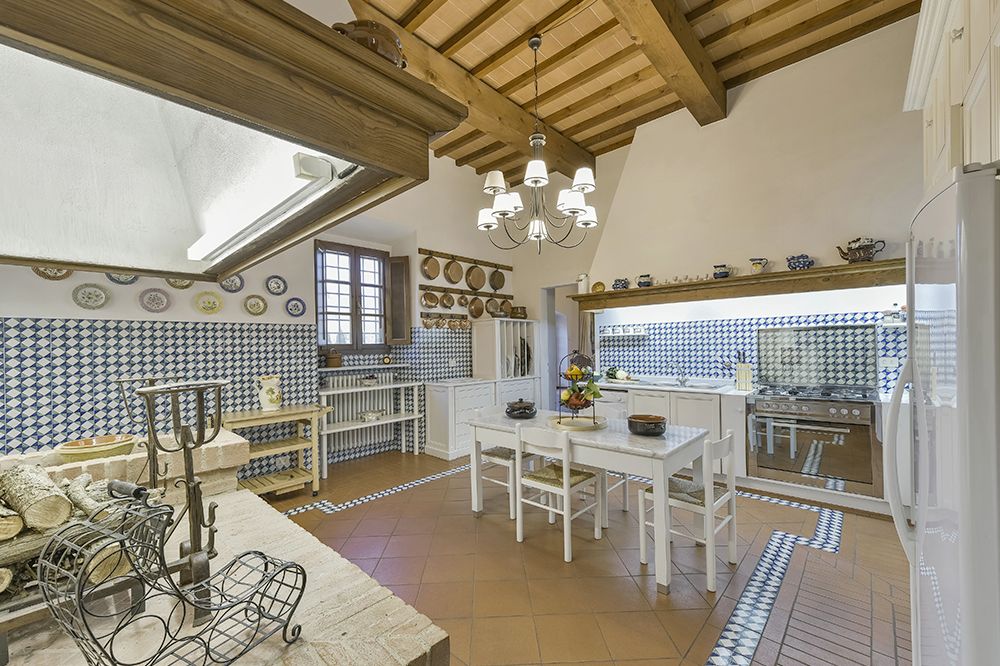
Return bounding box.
[884,358,916,563]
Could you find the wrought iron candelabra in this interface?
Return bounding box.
[114,374,180,489]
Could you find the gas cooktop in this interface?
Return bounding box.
[754,384,879,402]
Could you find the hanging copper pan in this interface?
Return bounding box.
[485,298,500,315]
[420,291,439,308]
[466,265,486,291]
[420,256,440,280]
[500,299,513,316]
[457,295,469,307]
[443,259,463,284]
[440,293,455,308]
[489,268,505,291]
[468,297,485,318]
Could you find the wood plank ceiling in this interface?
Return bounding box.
[350,0,920,182]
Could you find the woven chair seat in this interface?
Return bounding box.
[524,464,595,488]
[645,477,728,505]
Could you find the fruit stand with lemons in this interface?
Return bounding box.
[553,351,607,430]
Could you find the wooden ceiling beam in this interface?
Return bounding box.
[686,0,743,28]
[434,128,484,153]
[605,0,727,125]
[723,1,921,87]
[547,65,660,126]
[400,0,449,32]
[714,0,889,71]
[476,149,523,174]
[455,140,505,166]
[592,132,636,155]
[580,99,685,147]
[470,0,585,78]
[702,0,809,47]
[532,44,643,109]
[439,0,523,57]
[564,85,672,139]
[350,1,594,177]
[497,20,618,96]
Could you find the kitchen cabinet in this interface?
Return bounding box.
[964,55,993,165]
[472,319,539,380]
[948,0,969,105]
[496,377,542,406]
[720,394,748,477]
[670,393,721,440]
[595,389,628,420]
[628,390,671,417]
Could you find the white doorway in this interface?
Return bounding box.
[539,283,580,410]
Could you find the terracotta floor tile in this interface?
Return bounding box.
[348,557,378,575]
[633,575,711,611]
[473,579,533,617]
[383,533,434,558]
[528,577,593,615]
[394,516,439,535]
[339,535,389,559]
[352,516,400,536]
[594,610,680,661]
[437,618,473,664]
[533,613,611,663]
[415,581,475,620]
[474,551,526,581]
[655,608,713,655]
[387,583,419,605]
[469,616,540,665]
[423,553,477,583]
[373,556,426,585]
[310,517,359,540]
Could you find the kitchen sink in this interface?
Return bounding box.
[645,379,730,390]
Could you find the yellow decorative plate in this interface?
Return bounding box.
[194,290,223,315]
[591,281,606,293]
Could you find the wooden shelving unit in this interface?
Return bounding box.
[222,403,330,497]
[571,258,905,311]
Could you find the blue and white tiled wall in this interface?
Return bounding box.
[599,311,907,393]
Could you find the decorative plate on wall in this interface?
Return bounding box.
[106,272,139,285]
[219,274,245,293]
[265,275,288,295]
[72,283,110,310]
[591,281,606,293]
[32,266,73,281]
[285,297,306,317]
[139,288,171,313]
[194,290,223,315]
[243,294,268,316]
[165,278,194,290]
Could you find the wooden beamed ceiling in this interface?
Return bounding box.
[351,0,919,180]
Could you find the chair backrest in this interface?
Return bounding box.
[515,425,570,462]
[700,430,736,500]
[708,431,735,462]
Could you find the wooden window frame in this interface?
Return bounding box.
[315,240,389,352]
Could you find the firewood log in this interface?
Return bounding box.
[63,474,104,517]
[0,501,24,542]
[0,465,72,530]
[0,568,12,595]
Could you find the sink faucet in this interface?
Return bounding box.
[667,361,688,387]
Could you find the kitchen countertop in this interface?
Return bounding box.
[595,378,752,397]
[467,408,707,460]
[425,376,539,387]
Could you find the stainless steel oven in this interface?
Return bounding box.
[747,395,883,497]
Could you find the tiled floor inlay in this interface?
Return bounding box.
[285,465,847,665]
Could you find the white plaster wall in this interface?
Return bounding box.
[588,18,923,286]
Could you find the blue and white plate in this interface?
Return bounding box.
[219,273,244,293]
[285,297,306,317]
[73,283,110,310]
[265,275,288,296]
[139,288,171,313]
[106,272,139,285]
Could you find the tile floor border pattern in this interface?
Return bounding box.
[283,465,846,666]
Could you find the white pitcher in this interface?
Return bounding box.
[256,375,283,411]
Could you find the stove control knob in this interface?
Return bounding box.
[840,408,848,415]
[851,409,861,416]
[828,407,837,414]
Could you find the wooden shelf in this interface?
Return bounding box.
[239,467,313,496]
[321,412,423,435]
[320,382,421,396]
[319,363,410,372]
[222,403,330,429]
[249,437,312,460]
[570,259,905,311]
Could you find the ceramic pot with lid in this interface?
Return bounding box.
[505,398,537,419]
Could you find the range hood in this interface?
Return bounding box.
[0,0,465,279]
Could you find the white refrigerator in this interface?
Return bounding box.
[885,166,1000,665]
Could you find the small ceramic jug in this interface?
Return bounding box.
[611,278,630,290]
[713,264,734,279]
[749,257,769,274]
[256,375,283,412]
[635,274,654,287]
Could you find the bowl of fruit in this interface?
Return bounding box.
[560,379,602,412]
[561,361,594,382]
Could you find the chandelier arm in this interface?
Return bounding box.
[500,219,527,245]
[486,233,526,251]
[546,227,588,249]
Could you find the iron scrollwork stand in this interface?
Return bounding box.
[114,374,180,490]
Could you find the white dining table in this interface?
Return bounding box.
[467,408,708,594]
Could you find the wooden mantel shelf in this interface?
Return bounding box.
[570,258,905,310]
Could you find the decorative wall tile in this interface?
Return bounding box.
[599,311,907,393]
[757,325,877,386]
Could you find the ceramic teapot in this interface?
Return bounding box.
[837,238,886,263]
[256,375,283,412]
[635,274,654,287]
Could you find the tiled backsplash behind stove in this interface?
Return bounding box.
[598,311,907,393]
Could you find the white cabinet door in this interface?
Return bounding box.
[993,40,1000,162]
[669,393,721,439]
[969,0,992,72]
[948,0,969,105]
[454,383,496,458]
[496,378,536,406]
[964,56,993,165]
[594,390,628,420]
[628,390,670,418]
[720,394,749,477]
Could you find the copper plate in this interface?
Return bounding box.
[500,299,513,316]
[489,268,505,290]
[486,297,499,315]
[468,296,484,318]
[444,259,463,284]
[466,265,486,290]
[440,293,455,308]
[422,317,434,328]
[420,256,440,280]
[420,291,439,308]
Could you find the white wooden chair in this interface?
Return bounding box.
[514,424,603,562]
[637,431,737,592]
[480,446,534,520]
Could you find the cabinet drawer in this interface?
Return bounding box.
[455,383,495,411]
[497,379,535,405]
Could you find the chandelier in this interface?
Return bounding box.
[476,34,598,253]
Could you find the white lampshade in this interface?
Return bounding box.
[527,218,546,241]
[509,191,524,212]
[555,189,586,216]
[523,159,549,187]
[477,207,498,231]
[491,193,515,219]
[576,205,598,228]
[571,166,596,193]
[483,170,507,195]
